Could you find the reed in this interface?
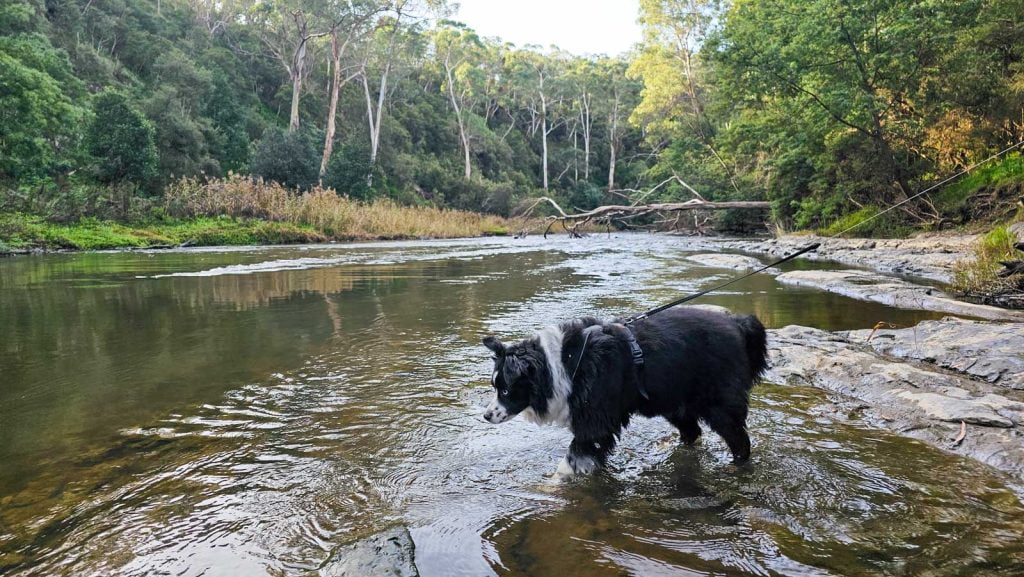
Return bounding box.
[163,175,512,240]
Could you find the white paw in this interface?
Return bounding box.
[552,455,599,480]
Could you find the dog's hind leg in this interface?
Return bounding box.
[665,410,702,445]
[703,408,751,462]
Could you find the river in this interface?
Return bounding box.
[2,235,1022,576]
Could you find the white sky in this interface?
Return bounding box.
[451,0,642,56]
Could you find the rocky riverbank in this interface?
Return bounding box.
[775,268,1024,321]
[767,317,1024,484]
[683,233,979,283]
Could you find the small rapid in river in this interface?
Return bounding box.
[2,235,1022,576]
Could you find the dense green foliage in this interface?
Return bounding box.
[638,0,1024,231]
[1,0,1022,233]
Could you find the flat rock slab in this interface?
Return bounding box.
[775,269,1024,321]
[685,253,775,273]
[681,234,977,283]
[847,317,1024,390]
[319,527,418,577]
[768,324,1024,481]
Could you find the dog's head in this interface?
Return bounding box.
[481,335,546,424]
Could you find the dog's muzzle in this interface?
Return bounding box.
[483,398,511,424]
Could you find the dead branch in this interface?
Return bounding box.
[516,196,769,239]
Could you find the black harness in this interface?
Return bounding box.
[569,322,649,400]
[622,324,649,400]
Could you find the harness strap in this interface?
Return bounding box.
[620,324,649,400]
[570,323,648,400]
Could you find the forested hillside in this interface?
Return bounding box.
[2,0,1022,236]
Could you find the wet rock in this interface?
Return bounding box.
[319,527,419,577]
[775,269,1024,321]
[767,324,1024,480]
[685,253,775,273]
[681,234,978,283]
[847,317,1024,390]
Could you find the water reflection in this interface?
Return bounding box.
[0,235,1016,577]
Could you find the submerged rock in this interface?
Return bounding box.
[775,269,1024,321]
[319,527,419,577]
[767,324,1024,481]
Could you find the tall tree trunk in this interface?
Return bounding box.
[444,55,472,180]
[286,13,320,134]
[540,91,549,191]
[361,60,392,187]
[608,139,616,192]
[579,91,591,181]
[320,29,343,177]
[288,26,308,132]
[607,96,620,192]
[374,63,389,163]
[573,128,578,183]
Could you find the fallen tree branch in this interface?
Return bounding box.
[516,196,770,238]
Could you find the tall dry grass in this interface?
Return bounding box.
[164,175,512,240]
[952,225,1024,301]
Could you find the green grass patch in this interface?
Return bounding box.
[816,206,912,238]
[952,224,1024,300]
[934,153,1024,212]
[0,213,325,252]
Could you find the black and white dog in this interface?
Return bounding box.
[482,307,768,477]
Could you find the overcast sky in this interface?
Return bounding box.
[451,0,642,56]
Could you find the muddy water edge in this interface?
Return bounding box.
[1,235,1022,576]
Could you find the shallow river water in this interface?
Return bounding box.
[2,235,1023,576]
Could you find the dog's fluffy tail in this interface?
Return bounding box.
[734,314,768,383]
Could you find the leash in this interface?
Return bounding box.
[623,242,821,325]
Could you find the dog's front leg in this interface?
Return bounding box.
[555,436,615,478]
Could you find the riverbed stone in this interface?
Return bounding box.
[319,527,419,577]
[767,324,1024,481]
[847,317,1024,390]
[774,269,1024,321]
[685,253,775,272]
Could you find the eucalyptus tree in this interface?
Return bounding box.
[567,58,597,182]
[597,57,639,192]
[434,21,486,180]
[629,0,736,193]
[359,0,432,181]
[252,0,330,132]
[319,0,387,177]
[508,48,569,191]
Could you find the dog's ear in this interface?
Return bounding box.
[482,336,505,356]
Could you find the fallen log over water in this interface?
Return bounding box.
[515,196,771,238]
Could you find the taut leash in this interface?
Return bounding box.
[623,242,821,325]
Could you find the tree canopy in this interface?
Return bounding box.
[1,0,1021,231]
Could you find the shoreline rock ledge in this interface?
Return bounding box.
[775,269,1024,321]
[767,318,1024,482]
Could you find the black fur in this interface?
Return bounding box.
[482,307,768,474]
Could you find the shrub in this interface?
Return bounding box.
[249,127,320,190]
[87,91,159,189]
[323,142,375,200]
